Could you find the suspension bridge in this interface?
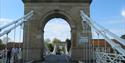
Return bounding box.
[0,0,125,63]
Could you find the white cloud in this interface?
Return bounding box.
[97,19,124,25]
[0,18,13,27]
[121,9,125,17]
[44,18,71,41]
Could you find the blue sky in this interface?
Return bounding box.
[0,0,125,42]
[91,0,125,38]
[44,18,71,41]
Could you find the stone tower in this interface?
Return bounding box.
[22,0,93,62]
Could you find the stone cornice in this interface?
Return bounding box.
[22,0,92,4]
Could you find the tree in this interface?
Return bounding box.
[44,38,52,51]
[44,38,51,48]
[2,36,11,44]
[66,39,71,52]
[44,38,51,43]
[0,39,2,44]
[51,38,62,54]
[47,43,54,52]
[0,44,6,50]
[121,34,125,39]
[0,39,6,50]
[52,38,61,45]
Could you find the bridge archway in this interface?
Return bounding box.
[44,17,72,55]
[22,0,92,62]
[43,18,71,53]
[41,10,76,56]
[41,10,75,52]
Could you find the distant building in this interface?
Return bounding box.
[91,39,124,47]
[90,39,124,53]
[5,39,123,52]
[6,42,23,48]
[57,42,67,46]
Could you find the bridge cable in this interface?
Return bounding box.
[0,11,33,32]
[94,21,125,46]
[0,11,33,37]
[5,33,9,63]
[104,32,106,53]
[95,32,100,60]
[84,21,87,63]
[81,10,125,63]
[12,23,16,63]
[88,21,90,63]
[91,30,95,63]
[81,11,125,46]
[81,10,125,56]
[97,32,99,51]
[18,24,22,60]
[97,31,100,63]
[104,31,107,62]
[91,33,94,63]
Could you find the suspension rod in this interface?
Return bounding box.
[0,11,33,31]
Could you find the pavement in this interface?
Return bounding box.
[0,54,71,63]
[43,54,71,63]
[0,58,7,63]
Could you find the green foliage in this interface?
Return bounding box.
[61,47,65,51]
[66,39,71,52]
[44,39,51,43]
[0,44,6,50]
[47,43,53,52]
[44,39,53,51]
[0,39,6,50]
[52,38,61,45]
[0,39,2,44]
[2,36,11,43]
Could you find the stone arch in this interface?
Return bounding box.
[40,10,76,31]
[40,10,77,52]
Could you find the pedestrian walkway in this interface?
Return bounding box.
[43,54,71,63]
[0,57,13,63]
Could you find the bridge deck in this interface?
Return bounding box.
[42,54,71,63]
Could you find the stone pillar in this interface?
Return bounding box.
[71,28,78,61]
[77,21,93,62]
[71,28,77,48]
[71,21,93,62]
[22,21,44,62]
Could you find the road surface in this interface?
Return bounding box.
[43,54,71,63]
